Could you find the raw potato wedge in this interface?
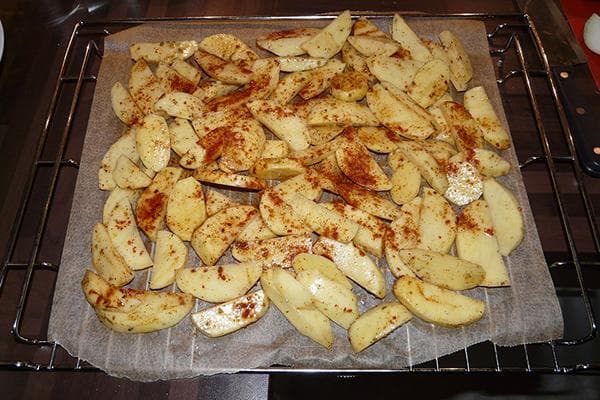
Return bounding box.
[382,81,437,127]
[191,205,258,265]
[313,237,386,298]
[199,33,257,61]
[366,84,435,140]
[193,79,239,102]
[112,155,152,190]
[464,86,511,150]
[342,42,370,75]
[399,249,485,290]
[99,130,139,190]
[335,140,392,191]
[356,126,402,154]
[205,189,238,217]
[439,101,484,153]
[471,148,511,177]
[456,199,510,287]
[406,59,450,108]
[166,177,207,241]
[231,234,312,269]
[150,230,187,290]
[128,60,165,114]
[82,270,193,333]
[155,92,204,120]
[391,14,433,62]
[191,290,270,337]
[271,71,311,104]
[111,82,143,126]
[352,16,387,37]
[256,28,319,57]
[308,125,345,146]
[301,10,352,59]
[103,187,139,224]
[292,131,353,166]
[292,253,352,290]
[384,197,421,278]
[176,261,262,302]
[347,35,401,57]
[277,56,328,72]
[421,139,457,164]
[348,302,412,353]
[393,276,485,327]
[259,188,310,236]
[260,268,333,348]
[155,62,197,94]
[237,215,277,242]
[483,178,524,256]
[130,40,198,62]
[136,114,171,172]
[366,55,423,91]
[217,118,267,173]
[296,269,359,329]
[276,170,324,200]
[168,118,207,169]
[444,154,483,206]
[394,141,448,194]
[246,100,310,151]
[136,167,183,241]
[193,168,266,191]
[171,59,202,84]
[250,158,306,180]
[438,30,473,91]
[194,50,254,85]
[330,71,369,102]
[307,99,379,127]
[390,156,421,205]
[106,198,153,270]
[298,59,346,100]
[91,223,134,287]
[418,188,456,254]
[261,140,290,159]
[321,202,387,258]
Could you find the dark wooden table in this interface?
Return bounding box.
[1,1,599,398]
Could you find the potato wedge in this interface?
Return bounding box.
[366,55,423,91]
[191,290,269,337]
[301,10,352,59]
[418,188,456,254]
[199,33,257,61]
[261,140,290,159]
[82,270,193,333]
[168,118,199,156]
[237,215,277,242]
[313,237,386,298]
[292,253,352,290]
[352,16,387,37]
[128,60,165,114]
[259,188,309,236]
[356,126,402,154]
[330,71,369,102]
[296,269,359,329]
[193,168,266,191]
[171,58,202,84]
[217,119,266,173]
[155,92,204,120]
[176,261,262,302]
[483,178,524,256]
[381,81,438,126]
[136,167,183,241]
[106,198,153,270]
[166,177,207,241]
[194,50,254,85]
[399,249,485,290]
[342,42,370,75]
[155,62,197,94]
[298,59,346,100]
[130,41,198,63]
[102,187,139,224]
[444,154,483,206]
[292,131,352,166]
[246,100,310,151]
[464,86,511,150]
[471,148,511,177]
[111,82,143,126]
[456,199,510,287]
[308,125,346,146]
[193,79,239,102]
[420,139,457,164]
[231,234,312,269]
[99,130,140,190]
[438,30,473,91]
[112,155,152,190]
[384,197,421,278]
[391,14,432,62]
[136,114,171,172]
[393,276,485,327]
[150,230,187,289]
[271,71,311,104]
[307,99,379,127]
[347,35,401,57]
[250,158,306,180]
[191,205,258,265]
[390,156,421,205]
[256,28,319,57]
[205,189,238,216]
[276,170,324,201]
[277,56,328,72]
[261,268,333,348]
[91,223,134,287]
[406,59,450,108]
[348,302,412,353]
[394,141,448,194]
[439,101,484,153]
[335,140,392,191]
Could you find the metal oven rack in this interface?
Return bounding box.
[0,12,599,374]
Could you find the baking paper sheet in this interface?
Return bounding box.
[48,17,563,381]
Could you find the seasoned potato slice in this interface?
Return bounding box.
[91,223,134,287]
[301,10,352,59]
[277,56,328,72]
[128,60,165,114]
[246,100,310,151]
[406,59,450,108]
[171,59,202,84]
[155,92,205,120]
[193,168,266,191]
[471,148,511,177]
[393,276,485,327]
[205,189,238,217]
[256,28,319,57]
[166,177,207,241]
[176,261,262,302]
[150,230,187,289]
[111,82,143,126]
[399,249,485,290]
[103,187,139,224]
[250,158,306,180]
[330,71,369,102]
[483,178,524,256]
[237,215,277,242]
[194,50,254,85]
[342,42,370,75]
[438,30,473,91]
[199,33,257,61]
[191,205,258,265]
[356,126,402,154]
[259,188,309,236]
[308,125,346,146]
[307,99,379,127]
[456,199,510,287]
[348,302,412,353]
[100,130,140,190]
[335,140,392,191]
[292,253,352,290]
[218,119,266,173]
[271,71,311,104]
[384,197,421,278]
[347,35,401,57]
[394,141,448,194]
[155,62,197,94]
[193,79,239,102]
[352,16,387,37]
[439,101,484,153]
[390,156,421,205]
[464,86,511,150]
[418,188,456,254]
[366,55,423,91]
[391,14,432,62]
[232,234,312,269]
[191,290,269,337]
[136,114,171,172]
[261,140,290,159]
[130,41,198,62]
[292,130,353,166]
[298,59,346,100]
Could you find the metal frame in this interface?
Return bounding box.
[0,11,599,374]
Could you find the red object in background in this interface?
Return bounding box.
[560,0,600,89]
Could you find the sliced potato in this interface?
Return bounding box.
[217,118,266,173]
[381,81,438,127]
[399,249,485,290]
[155,62,197,94]
[348,302,412,353]
[91,223,134,287]
[102,187,139,224]
[256,28,319,57]
[106,198,153,270]
[342,42,370,75]
[130,41,198,62]
[471,148,511,177]
[250,158,306,180]
[277,56,328,72]
[150,230,187,290]
[292,130,353,166]
[261,140,290,159]
[237,215,277,242]
[246,100,310,151]
[128,60,165,114]
[390,157,421,205]
[155,92,204,120]
[191,290,269,337]
[112,155,152,190]
[193,79,239,102]
[438,30,473,91]
[439,101,484,153]
[301,10,352,59]
[456,199,510,287]
[421,139,457,164]
[444,154,483,206]
[418,188,456,254]
[176,261,262,302]
[313,237,386,298]
[347,35,400,57]
[193,168,266,191]
[464,86,511,150]
[271,71,311,104]
[366,55,423,91]
[171,59,202,84]
[136,167,183,241]
[136,114,171,172]
[168,118,199,156]
[205,189,238,216]
[307,99,379,127]
[276,170,324,201]
[166,177,207,241]
[231,234,312,269]
[99,130,139,190]
[335,140,392,191]
[330,71,369,102]
[406,59,450,108]
[298,59,346,100]
[308,125,346,146]
[483,178,524,256]
[194,50,254,85]
[384,197,421,278]
[191,205,258,265]
[261,268,333,348]
[82,270,193,333]
[393,276,485,327]
[259,188,310,236]
[199,33,257,61]
[352,16,387,37]
[356,126,402,154]
[292,253,352,290]
[111,82,143,126]
[391,14,432,62]
[394,141,448,194]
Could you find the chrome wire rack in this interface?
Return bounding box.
[0,12,599,374]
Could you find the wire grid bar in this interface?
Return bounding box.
[0,13,597,374]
